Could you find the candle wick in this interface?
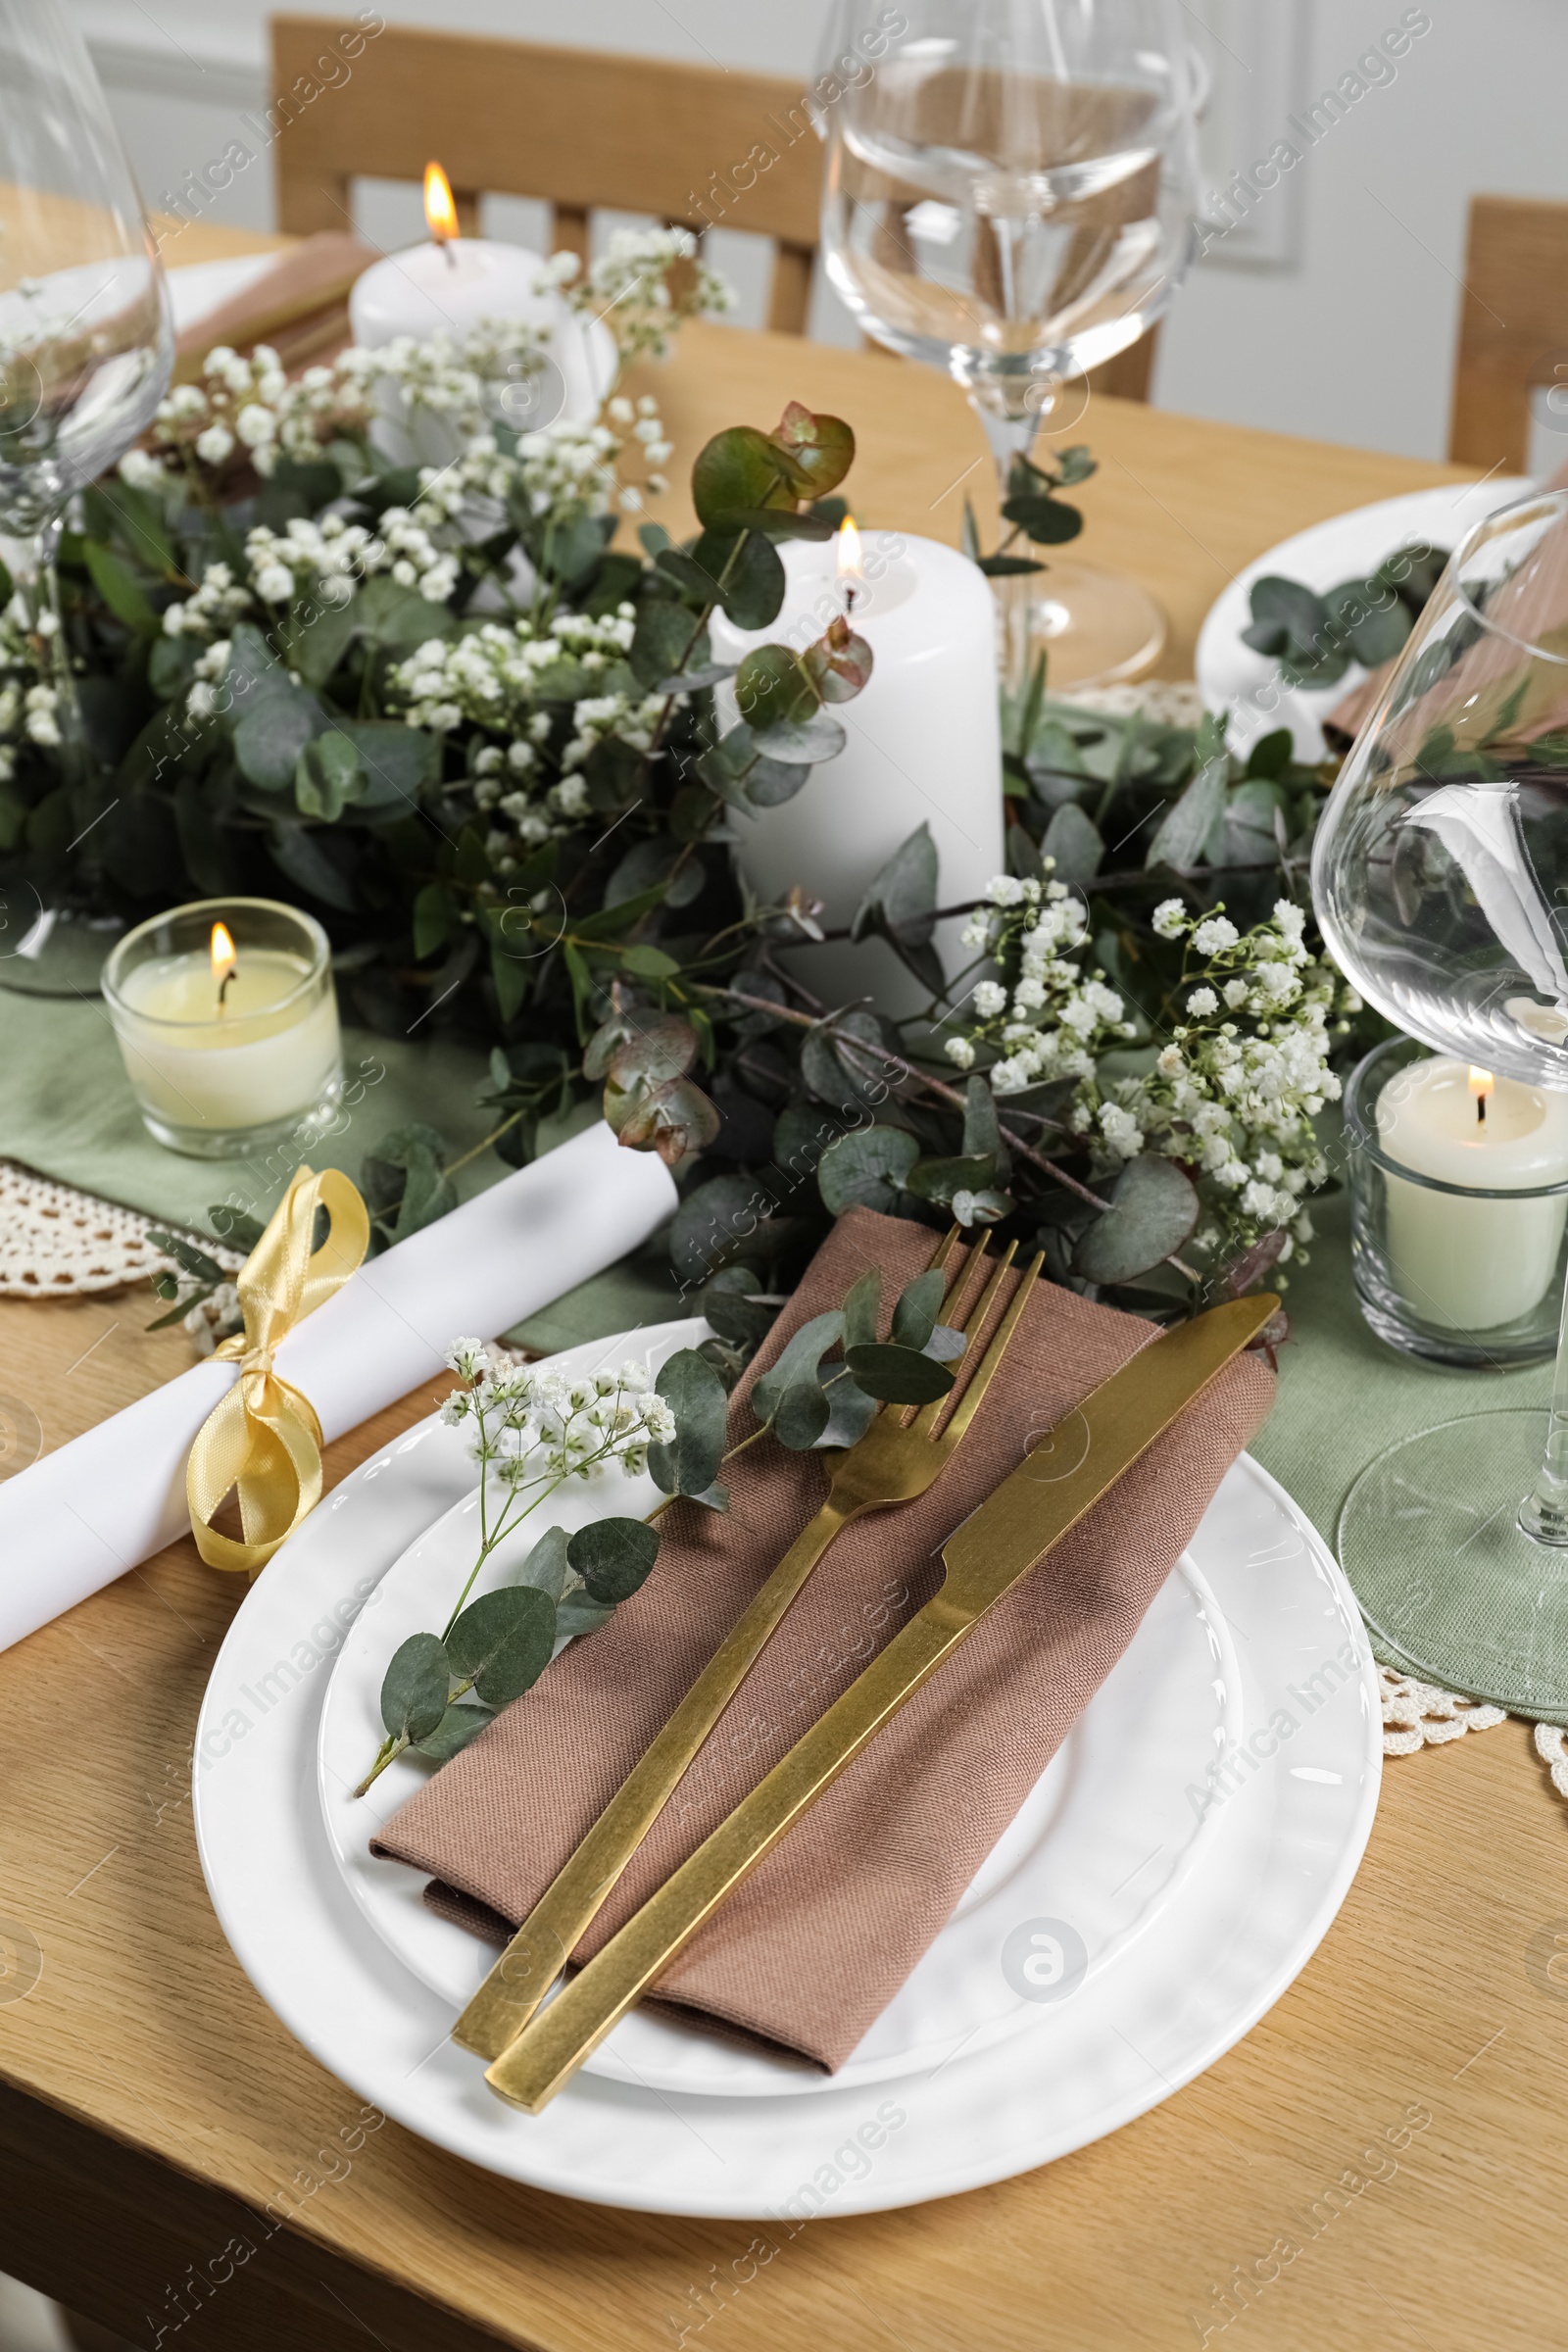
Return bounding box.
[441,239,458,271]
[844,582,858,614]
[219,965,235,1009]
[1477,1094,1487,1127]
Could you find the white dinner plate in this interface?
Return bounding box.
[318,1325,1244,2095]
[1196,477,1534,760]
[193,1319,1381,2215]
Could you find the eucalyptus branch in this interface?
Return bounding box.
[696,981,1200,1283]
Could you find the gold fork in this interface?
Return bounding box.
[452,1230,1038,2062]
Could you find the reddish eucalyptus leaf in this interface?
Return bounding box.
[768,404,855,499]
[1220,1227,1291,1298]
[584,1008,697,1083]
[803,613,874,704]
[691,426,795,532]
[733,642,817,730]
[611,1074,721,1167]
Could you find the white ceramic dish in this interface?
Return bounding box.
[193,1321,1382,2215]
[1196,476,1534,760]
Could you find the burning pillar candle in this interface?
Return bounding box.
[346,163,609,446]
[1377,1056,1568,1328]
[709,519,1004,1015]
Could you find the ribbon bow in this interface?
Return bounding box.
[187,1164,369,1574]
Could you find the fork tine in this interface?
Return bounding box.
[926,1223,963,1287]
[927,1247,1043,1446]
[909,1234,1009,1436]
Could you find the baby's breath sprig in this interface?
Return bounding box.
[1076,897,1358,1280]
[355,1342,682,1795]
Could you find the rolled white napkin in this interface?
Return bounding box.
[0,1123,676,1653]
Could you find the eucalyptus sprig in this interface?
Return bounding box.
[354,1262,966,1795]
[354,1339,709,1794]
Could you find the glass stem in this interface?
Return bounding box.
[972,403,1040,514]
[1519,1259,1568,1544]
[0,520,90,780]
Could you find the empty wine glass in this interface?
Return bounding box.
[1313,485,1568,1711]
[0,0,172,766]
[816,0,1200,688]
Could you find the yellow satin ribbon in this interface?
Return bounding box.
[187,1164,369,1574]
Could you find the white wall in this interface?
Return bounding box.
[64,0,1568,463]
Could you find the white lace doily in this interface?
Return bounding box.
[1378,1664,1507,1753]
[1535,1721,1568,1801]
[0,1160,241,1298]
[1056,679,1208,729]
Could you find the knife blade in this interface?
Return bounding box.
[483,1294,1277,2113]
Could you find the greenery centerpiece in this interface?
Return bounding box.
[0,230,1382,1364]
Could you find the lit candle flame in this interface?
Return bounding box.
[423,162,460,246]
[836,514,863,611]
[1469,1064,1494,1127]
[212,920,236,1007]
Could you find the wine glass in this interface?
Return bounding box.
[816,0,1200,690]
[1313,485,1568,1712]
[0,0,172,763]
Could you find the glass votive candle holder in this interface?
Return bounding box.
[1345,1034,1568,1368]
[102,898,343,1159]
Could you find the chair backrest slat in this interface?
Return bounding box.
[1450,195,1568,472]
[270,15,821,322]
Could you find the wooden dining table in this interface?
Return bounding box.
[2,220,1563,2352]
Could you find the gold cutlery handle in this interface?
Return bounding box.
[484,1600,968,2111]
[453,1496,849,2058]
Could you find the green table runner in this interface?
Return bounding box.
[3,989,1555,1654]
[0,990,676,1354]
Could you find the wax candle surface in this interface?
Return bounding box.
[115,949,341,1130]
[1377,1055,1568,1329]
[347,240,612,439]
[709,532,1004,1014]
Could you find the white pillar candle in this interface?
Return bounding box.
[104,900,342,1158]
[709,530,1004,1018]
[1377,1055,1568,1329]
[347,166,610,452]
[349,234,557,353]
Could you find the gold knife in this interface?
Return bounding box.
[484,1293,1277,2113]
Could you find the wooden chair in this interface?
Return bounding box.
[270,17,822,332]
[267,14,1157,390]
[1450,195,1568,472]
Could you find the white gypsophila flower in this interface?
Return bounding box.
[946,883,1348,1290]
[564,226,735,362]
[234,402,276,449]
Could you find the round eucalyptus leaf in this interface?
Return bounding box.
[555,1591,616,1641]
[567,1516,661,1603]
[648,1347,728,1497]
[890,1268,948,1352]
[817,1124,919,1215]
[415,1700,497,1763]
[771,1379,831,1449]
[517,1523,569,1601]
[1072,1153,1200,1286]
[844,1342,956,1405]
[379,1631,450,1744]
[446,1585,557,1708]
